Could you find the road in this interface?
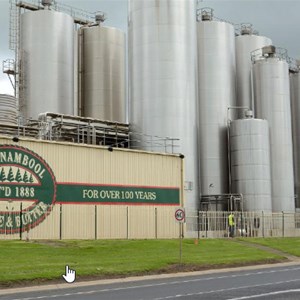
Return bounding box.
[1,263,300,300]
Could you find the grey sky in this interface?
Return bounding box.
[0,0,299,95]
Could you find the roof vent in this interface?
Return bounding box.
[41,0,53,8]
[244,110,253,119]
[200,8,213,21]
[262,45,276,57]
[240,23,253,35]
[95,12,106,25]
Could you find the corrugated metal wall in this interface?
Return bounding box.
[0,136,183,239]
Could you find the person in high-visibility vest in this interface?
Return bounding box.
[228,213,235,237]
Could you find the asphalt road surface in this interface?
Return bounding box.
[1,263,300,300]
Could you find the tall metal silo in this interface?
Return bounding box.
[235,24,272,118]
[19,2,74,120]
[79,14,126,122]
[290,60,300,209]
[230,116,272,212]
[0,94,17,125]
[197,8,236,199]
[128,0,199,210]
[253,46,295,212]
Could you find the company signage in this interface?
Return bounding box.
[0,145,180,233]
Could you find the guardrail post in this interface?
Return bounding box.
[197,210,200,240]
[155,207,158,239]
[126,206,129,239]
[59,204,62,240]
[95,205,97,240]
[282,211,284,237]
[19,202,23,240]
[262,211,264,238]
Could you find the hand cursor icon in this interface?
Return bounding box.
[62,265,76,283]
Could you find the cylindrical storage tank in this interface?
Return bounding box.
[290,61,300,209]
[19,8,74,120]
[79,23,126,122]
[0,94,17,125]
[253,46,295,212]
[230,118,272,212]
[235,24,272,118]
[129,0,199,210]
[197,8,236,198]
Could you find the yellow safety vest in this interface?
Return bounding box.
[228,214,234,226]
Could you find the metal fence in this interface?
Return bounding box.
[186,211,300,238]
[1,204,300,240]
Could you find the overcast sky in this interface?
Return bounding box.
[0,0,299,95]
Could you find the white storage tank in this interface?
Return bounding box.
[230,116,272,212]
[235,24,272,118]
[253,46,295,212]
[79,14,126,122]
[290,60,300,209]
[197,8,236,198]
[128,0,199,210]
[0,94,17,125]
[19,1,74,120]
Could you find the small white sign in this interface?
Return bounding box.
[175,208,185,223]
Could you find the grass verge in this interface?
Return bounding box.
[0,239,285,287]
[240,237,300,257]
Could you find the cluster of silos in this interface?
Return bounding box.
[252,46,295,212]
[196,8,236,201]
[18,0,126,123]
[230,25,274,212]
[128,0,199,210]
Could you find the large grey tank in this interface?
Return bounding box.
[79,15,126,122]
[19,7,74,120]
[290,60,300,209]
[128,0,199,210]
[0,94,17,125]
[253,46,295,212]
[230,116,272,212]
[197,8,236,197]
[235,24,272,118]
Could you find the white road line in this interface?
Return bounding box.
[153,279,300,300]
[227,288,300,299]
[9,267,300,300]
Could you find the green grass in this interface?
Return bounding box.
[241,237,300,257]
[0,239,284,285]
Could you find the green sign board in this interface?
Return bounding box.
[56,183,180,205]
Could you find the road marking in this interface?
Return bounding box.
[9,267,300,300]
[227,289,300,299]
[153,279,300,300]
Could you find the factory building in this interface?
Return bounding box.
[1,0,299,238]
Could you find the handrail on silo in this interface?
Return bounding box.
[196,7,236,26]
[234,23,260,36]
[251,45,288,63]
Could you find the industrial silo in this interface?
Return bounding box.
[253,46,295,212]
[290,60,300,209]
[235,24,272,118]
[19,0,74,120]
[230,115,272,212]
[128,0,199,210]
[197,8,236,200]
[79,14,126,122]
[0,94,17,125]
